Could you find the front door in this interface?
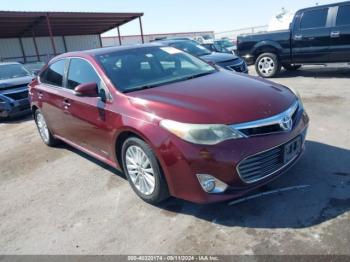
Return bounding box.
[62,58,116,161]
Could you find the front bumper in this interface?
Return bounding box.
[217,58,249,74]
[156,111,309,204]
[0,97,31,119]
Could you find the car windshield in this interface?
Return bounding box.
[216,40,234,48]
[96,46,216,93]
[24,62,45,74]
[202,35,213,40]
[170,41,212,57]
[0,63,31,80]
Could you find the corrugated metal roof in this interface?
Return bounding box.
[0,11,143,38]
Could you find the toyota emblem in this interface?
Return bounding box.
[280,115,293,131]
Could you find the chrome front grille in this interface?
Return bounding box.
[231,100,300,137]
[226,62,246,72]
[3,90,28,101]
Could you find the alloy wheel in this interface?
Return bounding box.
[125,145,156,195]
[36,112,50,143]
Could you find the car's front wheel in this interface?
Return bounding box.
[34,110,58,147]
[255,53,281,78]
[121,137,169,204]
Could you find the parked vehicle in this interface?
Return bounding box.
[0,62,33,119]
[194,35,214,44]
[237,1,350,77]
[30,44,309,204]
[158,39,248,73]
[24,62,46,76]
[203,39,237,54]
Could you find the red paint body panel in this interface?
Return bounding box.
[29,46,309,204]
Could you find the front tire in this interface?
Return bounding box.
[34,110,58,147]
[255,53,281,78]
[121,137,169,204]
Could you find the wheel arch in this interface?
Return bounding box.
[114,129,144,171]
[31,105,39,119]
[113,127,173,196]
[252,41,283,60]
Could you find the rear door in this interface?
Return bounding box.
[292,7,332,63]
[37,59,70,137]
[61,58,115,160]
[328,4,350,62]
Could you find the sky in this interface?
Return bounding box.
[1,0,342,36]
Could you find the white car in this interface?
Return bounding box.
[194,35,214,44]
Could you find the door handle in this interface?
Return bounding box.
[330,31,340,38]
[63,99,71,110]
[294,34,303,40]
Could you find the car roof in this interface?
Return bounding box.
[156,39,196,45]
[61,43,166,57]
[0,62,21,66]
[298,1,350,13]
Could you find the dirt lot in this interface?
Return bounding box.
[0,65,349,255]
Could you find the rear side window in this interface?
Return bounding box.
[300,9,328,29]
[41,60,66,87]
[67,59,100,90]
[336,5,350,26]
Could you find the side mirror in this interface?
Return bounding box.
[32,69,40,76]
[207,61,218,69]
[74,82,98,97]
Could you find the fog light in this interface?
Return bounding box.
[196,174,228,194]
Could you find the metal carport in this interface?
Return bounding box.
[0,11,144,63]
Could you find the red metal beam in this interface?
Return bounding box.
[117,26,122,45]
[46,13,57,56]
[98,35,103,48]
[32,30,40,62]
[139,16,144,44]
[18,38,27,63]
[62,36,68,52]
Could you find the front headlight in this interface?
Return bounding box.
[160,120,244,145]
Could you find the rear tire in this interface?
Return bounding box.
[255,53,281,78]
[121,137,169,204]
[283,64,302,71]
[34,110,58,147]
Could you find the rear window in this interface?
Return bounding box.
[336,5,350,26]
[300,9,328,29]
[41,60,67,87]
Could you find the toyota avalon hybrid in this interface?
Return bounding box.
[29,44,309,204]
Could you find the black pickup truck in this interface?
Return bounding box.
[237,1,350,77]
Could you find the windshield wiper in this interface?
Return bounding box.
[184,71,215,80]
[123,71,215,93]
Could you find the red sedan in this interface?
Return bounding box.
[29,44,309,204]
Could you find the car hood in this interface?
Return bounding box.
[200,52,239,63]
[127,71,297,125]
[0,76,33,90]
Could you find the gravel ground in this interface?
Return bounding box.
[0,65,349,255]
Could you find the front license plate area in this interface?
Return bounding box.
[283,136,302,164]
